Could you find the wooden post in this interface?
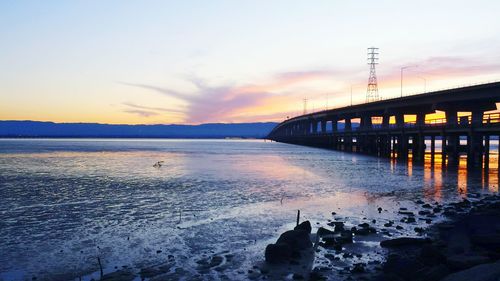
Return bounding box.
[97,256,103,278]
[296,210,300,226]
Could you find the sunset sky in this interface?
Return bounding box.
[1,0,500,124]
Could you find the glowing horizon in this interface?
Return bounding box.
[1,1,500,125]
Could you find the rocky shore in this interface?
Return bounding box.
[66,193,500,281]
[375,194,500,281]
[261,193,500,281]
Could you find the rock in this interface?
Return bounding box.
[339,230,353,244]
[292,273,304,280]
[327,221,344,232]
[209,256,223,267]
[417,264,450,281]
[384,222,394,227]
[422,203,432,209]
[441,260,500,281]
[470,234,500,249]
[351,263,365,273]
[358,222,370,228]
[406,217,416,223]
[265,243,292,264]
[399,211,415,216]
[321,236,337,247]
[418,210,431,215]
[276,230,312,250]
[378,207,383,213]
[380,237,431,248]
[309,271,326,281]
[416,200,424,204]
[317,227,335,238]
[353,228,370,235]
[446,255,491,270]
[396,225,403,230]
[414,227,424,234]
[294,221,312,234]
[419,244,446,265]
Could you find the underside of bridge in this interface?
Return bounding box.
[267,81,500,170]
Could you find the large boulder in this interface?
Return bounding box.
[380,237,431,248]
[294,221,312,234]
[441,260,500,281]
[277,230,312,251]
[317,227,335,238]
[265,243,292,264]
[446,255,491,270]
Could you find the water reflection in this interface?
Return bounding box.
[407,149,499,200]
[0,139,498,280]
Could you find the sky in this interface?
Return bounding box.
[1,0,500,125]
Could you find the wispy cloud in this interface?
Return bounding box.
[123,109,159,117]
[121,69,337,123]
[120,56,500,123]
[122,102,185,113]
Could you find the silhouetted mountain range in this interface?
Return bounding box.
[0,121,279,138]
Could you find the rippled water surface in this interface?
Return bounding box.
[0,139,498,280]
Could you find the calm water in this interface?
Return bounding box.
[0,139,498,280]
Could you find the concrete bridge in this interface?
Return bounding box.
[267,81,500,169]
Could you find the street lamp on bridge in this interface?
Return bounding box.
[400,65,418,97]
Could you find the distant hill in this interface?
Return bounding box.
[0,121,279,138]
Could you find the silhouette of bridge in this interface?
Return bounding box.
[267,81,500,169]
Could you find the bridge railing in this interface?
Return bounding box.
[299,112,500,135]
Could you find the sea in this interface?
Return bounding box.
[0,138,498,280]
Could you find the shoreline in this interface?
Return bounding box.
[259,193,500,281]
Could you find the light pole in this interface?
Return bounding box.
[400,65,418,97]
[417,76,427,92]
[350,85,353,106]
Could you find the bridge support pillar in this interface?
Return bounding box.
[382,115,390,129]
[312,120,318,134]
[445,111,459,166]
[303,121,309,135]
[321,119,327,134]
[386,135,392,158]
[484,134,490,170]
[344,119,352,131]
[396,114,405,128]
[416,113,425,126]
[430,135,436,164]
[466,110,485,170]
[346,134,354,152]
[331,119,338,133]
[467,133,483,169]
[414,134,426,162]
[397,134,408,159]
[446,134,460,166]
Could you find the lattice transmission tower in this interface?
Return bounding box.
[366,47,379,102]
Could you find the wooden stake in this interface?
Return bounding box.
[296,210,300,226]
[97,256,103,278]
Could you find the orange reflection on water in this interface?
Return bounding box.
[483,153,499,192]
[422,153,444,201]
[407,155,413,177]
[457,156,468,198]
